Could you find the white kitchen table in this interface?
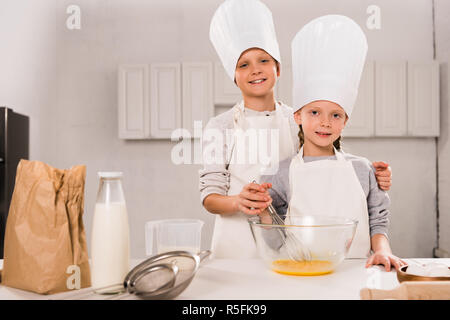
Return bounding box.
[0,258,448,300]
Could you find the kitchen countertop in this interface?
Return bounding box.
[0,258,448,300]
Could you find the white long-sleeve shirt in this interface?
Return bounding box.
[198,102,299,204]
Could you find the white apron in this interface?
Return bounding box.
[211,101,295,259]
[286,147,371,258]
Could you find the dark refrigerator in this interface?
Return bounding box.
[0,107,29,258]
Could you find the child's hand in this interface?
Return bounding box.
[365,251,406,272]
[235,182,272,215]
[372,161,392,191]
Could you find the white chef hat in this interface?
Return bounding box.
[291,15,368,117]
[210,0,281,81]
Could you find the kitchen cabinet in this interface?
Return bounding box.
[182,62,214,135]
[343,61,375,137]
[374,61,440,137]
[118,63,213,140]
[119,60,440,139]
[213,62,242,105]
[375,61,408,136]
[150,63,182,139]
[407,61,440,136]
[118,64,150,139]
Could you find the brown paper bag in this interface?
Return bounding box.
[1,159,91,294]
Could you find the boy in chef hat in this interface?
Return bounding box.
[201,0,298,259]
[200,0,392,260]
[261,15,404,270]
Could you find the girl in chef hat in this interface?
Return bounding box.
[200,0,392,260]
[261,15,405,270]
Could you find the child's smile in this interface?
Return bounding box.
[315,131,332,138]
[235,48,279,98]
[248,78,267,85]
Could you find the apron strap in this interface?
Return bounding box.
[233,100,281,127]
[297,146,346,163]
[334,148,346,161]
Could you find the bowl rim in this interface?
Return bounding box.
[248,215,358,228]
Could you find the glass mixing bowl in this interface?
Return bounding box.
[248,215,358,276]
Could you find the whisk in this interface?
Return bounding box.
[250,180,311,261]
[265,203,311,261]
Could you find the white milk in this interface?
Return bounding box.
[90,202,130,291]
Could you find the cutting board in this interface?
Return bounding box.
[360,281,450,300]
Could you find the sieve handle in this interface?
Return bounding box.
[198,250,212,262]
[145,220,158,256]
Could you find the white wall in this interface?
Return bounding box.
[436,0,450,257]
[0,0,57,164]
[1,0,441,258]
[343,138,437,257]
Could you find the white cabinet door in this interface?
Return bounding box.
[375,61,407,136]
[214,62,241,105]
[343,61,375,137]
[182,62,214,137]
[118,64,150,139]
[407,61,440,136]
[150,63,182,139]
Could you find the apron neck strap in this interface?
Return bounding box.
[233,101,245,127]
[233,100,280,127]
[235,100,279,115]
[334,147,345,161]
[298,146,345,163]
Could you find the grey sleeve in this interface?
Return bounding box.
[198,117,231,205]
[349,156,390,238]
[260,157,291,218]
[366,163,391,239]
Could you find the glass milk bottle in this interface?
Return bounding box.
[90,172,130,293]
